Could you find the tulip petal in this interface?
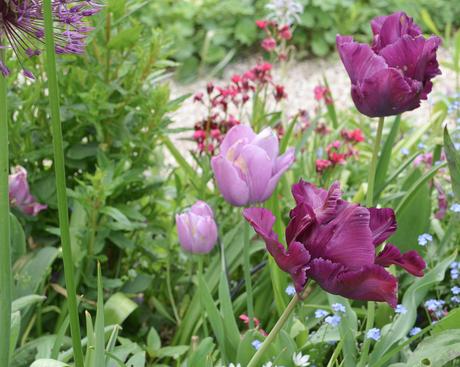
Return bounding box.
[176,213,194,252]
[308,258,398,307]
[375,243,425,277]
[286,202,315,246]
[211,156,250,206]
[251,127,280,161]
[191,200,214,217]
[336,35,387,84]
[373,12,421,51]
[322,205,375,269]
[369,207,397,246]
[219,125,256,156]
[243,207,310,291]
[261,147,295,202]
[237,144,273,203]
[351,68,422,117]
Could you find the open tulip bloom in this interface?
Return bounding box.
[243,180,426,307]
[211,125,295,206]
[337,12,441,117]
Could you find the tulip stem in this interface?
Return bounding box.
[360,116,384,367]
[247,287,311,367]
[243,219,255,328]
[43,1,84,366]
[0,48,12,367]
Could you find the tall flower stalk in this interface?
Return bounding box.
[42,0,84,365]
[0,46,11,367]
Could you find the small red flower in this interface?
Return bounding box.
[279,25,292,40]
[256,20,269,29]
[341,128,365,143]
[316,159,332,173]
[261,37,277,52]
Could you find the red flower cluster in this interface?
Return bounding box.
[316,129,365,173]
[239,314,268,336]
[314,85,333,105]
[192,63,287,155]
[256,19,293,60]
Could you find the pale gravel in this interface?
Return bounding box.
[166,49,456,160]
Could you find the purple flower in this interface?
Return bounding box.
[0,0,101,78]
[9,166,47,216]
[176,201,218,254]
[337,12,441,117]
[243,180,426,307]
[211,125,295,206]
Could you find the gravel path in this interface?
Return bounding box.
[167,49,456,157]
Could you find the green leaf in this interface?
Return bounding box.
[187,337,215,367]
[375,115,401,199]
[388,330,460,367]
[444,127,460,200]
[94,264,105,367]
[369,252,456,364]
[198,274,227,362]
[104,292,138,326]
[12,295,46,313]
[51,317,69,359]
[30,360,70,367]
[10,213,26,264]
[66,143,99,160]
[432,307,460,333]
[10,311,21,357]
[108,25,142,49]
[156,345,189,359]
[146,327,161,356]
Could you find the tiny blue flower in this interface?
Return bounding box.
[331,303,346,313]
[285,284,296,296]
[451,203,460,213]
[409,327,422,336]
[395,304,407,314]
[452,286,460,295]
[314,309,329,319]
[451,268,459,280]
[366,328,381,341]
[325,315,341,327]
[401,148,409,156]
[316,147,324,158]
[251,340,262,350]
[450,261,459,269]
[417,233,433,246]
[424,299,445,312]
[418,143,425,150]
[451,296,460,304]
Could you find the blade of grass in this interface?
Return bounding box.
[95,264,105,367]
[84,311,95,367]
[43,1,83,365]
[0,46,11,367]
[51,317,70,359]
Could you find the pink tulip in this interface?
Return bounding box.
[9,166,47,216]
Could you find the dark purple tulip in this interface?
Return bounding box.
[9,166,47,216]
[243,180,425,307]
[337,12,441,117]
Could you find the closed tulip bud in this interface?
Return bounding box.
[337,12,441,117]
[176,201,218,254]
[9,166,47,216]
[211,125,295,206]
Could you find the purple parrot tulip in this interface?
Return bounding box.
[211,125,295,206]
[243,180,426,307]
[337,12,441,118]
[9,166,47,216]
[176,201,218,254]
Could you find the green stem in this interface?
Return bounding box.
[0,49,11,367]
[197,256,208,336]
[42,1,84,366]
[243,220,255,328]
[327,340,343,367]
[359,116,385,367]
[247,287,311,367]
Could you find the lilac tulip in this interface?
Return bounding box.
[243,180,426,307]
[176,201,218,254]
[9,166,47,216]
[211,125,295,206]
[337,12,441,117]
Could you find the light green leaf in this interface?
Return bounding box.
[444,127,460,200]
[30,360,70,367]
[156,346,189,359]
[104,292,138,326]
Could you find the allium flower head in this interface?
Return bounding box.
[243,180,426,307]
[0,0,101,78]
[337,12,441,117]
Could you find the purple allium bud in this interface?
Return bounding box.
[337,12,441,117]
[211,125,295,206]
[9,166,47,216]
[176,201,218,254]
[0,0,102,78]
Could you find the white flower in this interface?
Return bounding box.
[292,352,310,366]
[266,0,304,25]
[366,328,381,341]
